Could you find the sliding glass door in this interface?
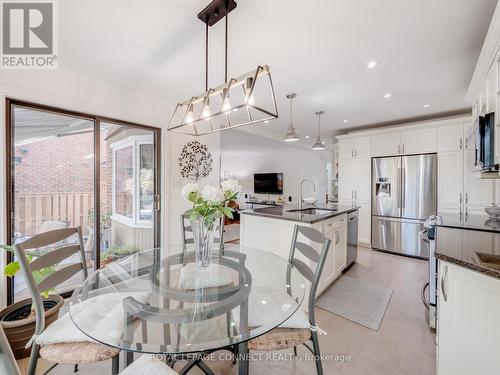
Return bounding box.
[6,100,161,303]
[98,122,157,265]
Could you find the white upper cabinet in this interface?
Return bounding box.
[371,132,401,156]
[338,138,355,160]
[464,148,494,209]
[438,124,465,152]
[338,136,371,159]
[354,136,371,158]
[438,151,464,207]
[371,127,437,156]
[401,127,437,154]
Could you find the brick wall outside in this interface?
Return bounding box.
[14,132,94,193]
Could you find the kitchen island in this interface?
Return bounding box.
[240,203,359,298]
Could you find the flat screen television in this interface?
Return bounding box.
[254,173,283,194]
[482,112,495,169]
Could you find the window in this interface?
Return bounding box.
[111,135,154,227]
[6,99,161,305]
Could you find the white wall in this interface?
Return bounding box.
[221,145,330,206]
[168,133,221,247]
[0,68,221,307]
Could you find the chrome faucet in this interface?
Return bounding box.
[299,179,316,210]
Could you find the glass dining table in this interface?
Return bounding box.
[68,245,306,375]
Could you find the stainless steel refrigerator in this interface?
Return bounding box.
[371,154,437,259]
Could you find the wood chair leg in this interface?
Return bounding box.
[73,364,78,372]
[293,346,298,356]
[311,332,323,375]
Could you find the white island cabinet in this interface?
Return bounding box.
[437,261,500,375]
[240,209,351,303]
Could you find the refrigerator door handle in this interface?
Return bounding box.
[402,167,406,209]
[397,167,402,210]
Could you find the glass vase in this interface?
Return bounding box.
[190,216,215,267]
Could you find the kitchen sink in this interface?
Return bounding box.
[473,252,500,271]
[286,208,335,215]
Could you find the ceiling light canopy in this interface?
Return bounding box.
[283,93,299,142]
[168,0,278,136]
[312,111,326,150]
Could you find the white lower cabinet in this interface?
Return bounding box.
[317,216,347,292]
[437,261,500,375]
[357,201,371,245]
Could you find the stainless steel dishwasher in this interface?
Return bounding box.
[346,210,359,268]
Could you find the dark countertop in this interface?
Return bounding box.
[435,213,500,279]
[240,203,359,224]
[436,212,500,233]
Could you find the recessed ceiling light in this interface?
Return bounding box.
[305,135,310,139]
[321,141,326,144]
[384,93,392,99]
[343,119,349,123]
[367,60,378,69]
[422,104,432,108]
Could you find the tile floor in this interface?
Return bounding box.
[18,247,436,375]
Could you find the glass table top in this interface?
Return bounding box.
[69,245,306,354]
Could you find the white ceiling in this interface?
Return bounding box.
[59,0,497,142]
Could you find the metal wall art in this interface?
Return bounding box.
[179,141,213,181]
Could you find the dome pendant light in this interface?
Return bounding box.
[312,111,326,150]
[283,93,299,142]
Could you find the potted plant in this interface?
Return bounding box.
[100,251,115,266]
[105,246,138,259]
[182,179,240,267]
[0,245,64,359]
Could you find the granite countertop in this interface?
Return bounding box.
[240,203,359,224]
[436,212,500,233]
[435,213,500,279]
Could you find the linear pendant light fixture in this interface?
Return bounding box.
[312,111,326,150]
[168,0,278,136]
[283,93,299,142]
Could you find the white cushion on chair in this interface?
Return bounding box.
[119,355,179,375]
[36,292,151,346]
[248,286,310,329]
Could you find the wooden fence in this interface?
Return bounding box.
[14,192,94,237]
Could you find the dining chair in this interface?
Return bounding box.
[14,227,120,375]
[247,224,331,375]
[180,214,225,259]
[38,220,69,234]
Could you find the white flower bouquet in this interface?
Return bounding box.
[181,179,240,267]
